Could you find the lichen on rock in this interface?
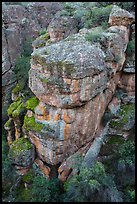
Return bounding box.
[8,137,35,167]
[23,115,44,133]
[25,97,39,112]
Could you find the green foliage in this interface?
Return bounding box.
[13,38,33,98]
[117,140,135,166]
[110,104,135,128]
[86,26,104,42]
[31,176,61,202]
[22,169,34,183]
[64,161,116,202]
[22,38,33,57]
[81,4,112,29]
[25,97,39,112]
[115,2,135,12]
[2,128,19,202]
[14,56,31,85]
[23,115,44,132]
[126,39,135,56]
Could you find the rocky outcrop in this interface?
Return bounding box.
[8,137,35,175]
[5,5,135,182]
[47,11,78,42]
[2,2,63,122]
[108,5,135,26]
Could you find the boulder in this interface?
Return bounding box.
[108,5,135,27]
[48,11,78,42]
[8,137,35,167]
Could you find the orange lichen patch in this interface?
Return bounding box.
[35,158,50,178]
[71,92,80,105]
[35,115,47,120]
[54,114,60,121]
[39,106,47,115]
[71,79,80,93]
[64,124,70,140]
[46,114,51,121]
[63,112,71,123]
[63,78,71,85]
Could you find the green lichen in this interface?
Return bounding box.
[7,99,23,116]
[32,54,46,67]
[10,137,33,157]
[12,81,25,95]
[12,84,22,95]
[12,102,26,118]
[110,104,135,128]
[4,118,13,128]
[25,97,39,112]
[40,32,50,41]
[40,78,49,83]
[23,115,44,132]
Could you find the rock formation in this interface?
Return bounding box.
[4,5,135,182]
[2,2,63,122]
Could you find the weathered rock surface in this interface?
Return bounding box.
[108,5,135,26]
[5,5,135,182]
[48,11,78,42]
[8,137,35,168]
[2,2,63,122]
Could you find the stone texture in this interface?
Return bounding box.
[2,2,63,122]
[48,11,78,42]
[108,5,135,27]
[118,73,135,95]
[34,158,51,178]
[5,5,135,181]
[8,137,35,167]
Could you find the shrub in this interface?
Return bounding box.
[63,161,117,202]
[86,26,104,42]
[126,39,135,56]
[14,56,31,85]
[117,140,135,166]
[31,176,61,202]
[22,38,33,57]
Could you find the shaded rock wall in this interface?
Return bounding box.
[2,2,63,122]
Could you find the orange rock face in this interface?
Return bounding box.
[21,5,135,180]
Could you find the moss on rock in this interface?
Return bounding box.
[12,83,22,95]
[8,137,35,167]
[4,118,13,129]
[110,104,135,129]
[7,99,23,116]
[23,115,44,132]
[25,97,39,112]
